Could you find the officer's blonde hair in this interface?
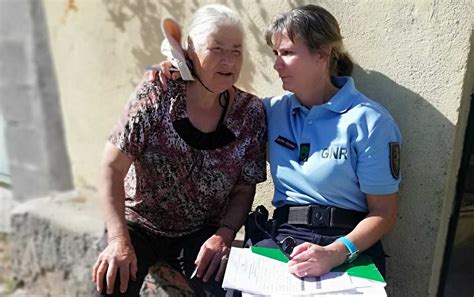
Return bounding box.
[265,4,353,77]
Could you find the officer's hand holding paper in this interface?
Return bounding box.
[287,242,347,278]
[223,247,356,296]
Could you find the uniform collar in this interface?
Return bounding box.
[290,94,308,115]
[290,76,358,114]
[324,76,358,113]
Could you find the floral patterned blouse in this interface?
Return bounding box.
[109,79,267,237]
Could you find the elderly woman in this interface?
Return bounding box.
[155,4,401,283]
[91,4,266,297]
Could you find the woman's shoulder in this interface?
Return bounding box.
[129,79,184,110]
[127,80,162,109]
[234,87,265,113]
[134,80,161,99]
[230,88,266,131]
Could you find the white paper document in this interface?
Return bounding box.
[222,247,357,296]
[239,284,387,297]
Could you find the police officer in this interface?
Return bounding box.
[254,4,401,278]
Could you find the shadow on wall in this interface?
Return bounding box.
[101,0,279,93]
[102,0,198,87]
[353,65,456,296]
[231,0,275,92]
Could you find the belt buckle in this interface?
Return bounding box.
[309,205,331,227]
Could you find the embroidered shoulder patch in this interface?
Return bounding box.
[389,142,401,179]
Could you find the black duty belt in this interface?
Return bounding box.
[273,204,367,230]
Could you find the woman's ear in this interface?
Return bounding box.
[318,44,332,60]
[186,37,196,61]
[187,37,194,52]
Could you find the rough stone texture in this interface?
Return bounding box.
[10,194,103,297]
[8,195,226,296]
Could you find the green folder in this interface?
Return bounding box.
[332,254,385,283]
[251,246,291,263]
[251,246,385,283]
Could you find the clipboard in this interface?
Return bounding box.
[251,246,385,283]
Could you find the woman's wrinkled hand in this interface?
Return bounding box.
[91,238,138,294]
[144,61,181,91]
[194,227,234,283]
[287,242,347,277]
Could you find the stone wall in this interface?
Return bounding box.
[8,193,243,296]
[10,195,102,296]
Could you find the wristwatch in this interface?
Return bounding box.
[336,236,359,263]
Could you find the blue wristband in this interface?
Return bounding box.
[335,236,358,254]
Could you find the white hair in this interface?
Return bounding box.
[186,4,243,51]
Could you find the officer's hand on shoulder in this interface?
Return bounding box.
[143,61,180,91]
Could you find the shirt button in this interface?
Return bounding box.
[308,120,313,125]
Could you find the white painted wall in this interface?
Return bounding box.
[42,1,474,295]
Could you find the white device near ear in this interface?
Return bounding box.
[160,18,194,81]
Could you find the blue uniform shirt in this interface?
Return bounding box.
[263,77,401,212]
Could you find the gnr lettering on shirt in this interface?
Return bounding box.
[321,147,348,160]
